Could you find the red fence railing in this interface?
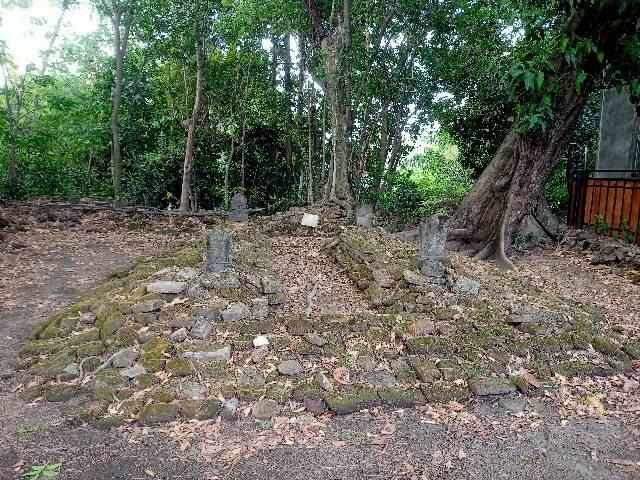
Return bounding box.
[568,169,640,244]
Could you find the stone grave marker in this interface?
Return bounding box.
[229,193,249,222]
[417,215,451,284]
[204,227,234,273]
[356,204,374,228]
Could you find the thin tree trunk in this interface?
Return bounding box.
[378,99,390,184]
[240,115,247,192]
[107,0,135,202]
[307,87,316,203]
[224,137,235,209]
[284,35,293,177]
[1,55,25,183]
[386,105,409,176]
[270,36,278,88]
[180,36,205,211]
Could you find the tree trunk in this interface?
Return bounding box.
[297,39,306,169]
[322,35,351,204]
[447,0,640,268]
[270,36,278,88]
[180,36,205,211]
[224,137,235,209]
[304,0,352,205]
[240,115,247,192]
[448,83,591,269]
[307,88,316,203]
[283,35,293,177]
[108,0,134,202]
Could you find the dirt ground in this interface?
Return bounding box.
[0,205,639,480]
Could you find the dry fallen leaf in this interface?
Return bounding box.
[333,367,354,385]
[380,423,396,435]
[145,468,156,477]
[520,370,541,389]
[585,395,605,414]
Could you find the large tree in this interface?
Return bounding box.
[447,0,640,269]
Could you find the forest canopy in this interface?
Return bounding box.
[1,0,639,238]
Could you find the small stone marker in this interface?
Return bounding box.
[204,227,234,273]
[301,213,319,228]
[356,204,374,228]
[417,215,451,285]
[229,193,249,222]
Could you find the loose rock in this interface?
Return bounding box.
[498,396,527,413]
[138,330,156,344]
[190,317,213,339]
[304,333,328,347]
[468,377,517,396]
[170,327,188,342]
[251,399,279,419]
[120,364,147,379]
[315,371,334,392]
[278,359,303,376]
[181,345,231,363]
[147,281,188,294]
[112,348,139,368]
[221,302,251,322]
[131,299,166,313]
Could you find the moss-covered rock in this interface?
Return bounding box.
[20,338,67,356]
[77,341,105,358]
[139,352,165,373]
[141,337,171,354]
[468,377,517,396]
[623,341,640,360]
[593,335,620,355]
[236,371,266,400]
[378,387,426,407]
[44,384,79,402]
[572,330,593,350]
[20,384,48,401]
[95,415,127,430]
[420,382,472,403]
[133,373,159,390]
[552,361,612,377]
[406,336,451,355]
[114,326,138,347]
[151,388,176,403]
[408,356,441,383]
[266,384,292,404]
[287,315,314,335]
[64,401,109,426]
[91,369,129,390]
[291,383,325,402]
[68,328,100,346]
[324,387,380,415]
[99,312,126,339]
[138,403,180,425]
[166,358,192,377]
[437,358,466,381]
[31,348,76,378]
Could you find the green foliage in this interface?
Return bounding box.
[594,214,610,235]
[364,136,473,220]
[17,425,40,434]
[21,463,61,480]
